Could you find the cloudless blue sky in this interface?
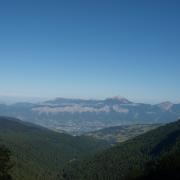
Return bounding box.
[0,0,180,103]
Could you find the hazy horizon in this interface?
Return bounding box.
[0,94,179,105]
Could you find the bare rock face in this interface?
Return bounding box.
[157,101,173,111]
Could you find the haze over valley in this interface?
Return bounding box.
[0,96,179,135]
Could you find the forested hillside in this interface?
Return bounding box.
[0,117,109,180]
[63,120,180,180]
[1,116,180,180]
[132,149,180,180]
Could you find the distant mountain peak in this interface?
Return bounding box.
[157,101,173,111]
[105,96,132,104]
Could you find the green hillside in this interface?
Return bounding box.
[133,149,180,180]
[85,124,160,143]
[64,120,180,180]
[0,117,109,180]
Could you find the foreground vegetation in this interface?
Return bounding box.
[1,116,180,180]
[63,120,180,179]
[0,117,109,180]
[133,149,180,180]
[0,145,13,180]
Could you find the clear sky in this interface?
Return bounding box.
[0,0,180,103]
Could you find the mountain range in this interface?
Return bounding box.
[0,97,180,134]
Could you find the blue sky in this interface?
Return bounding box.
[0,0,180,103]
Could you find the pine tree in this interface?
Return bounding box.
[0,145,13,180]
